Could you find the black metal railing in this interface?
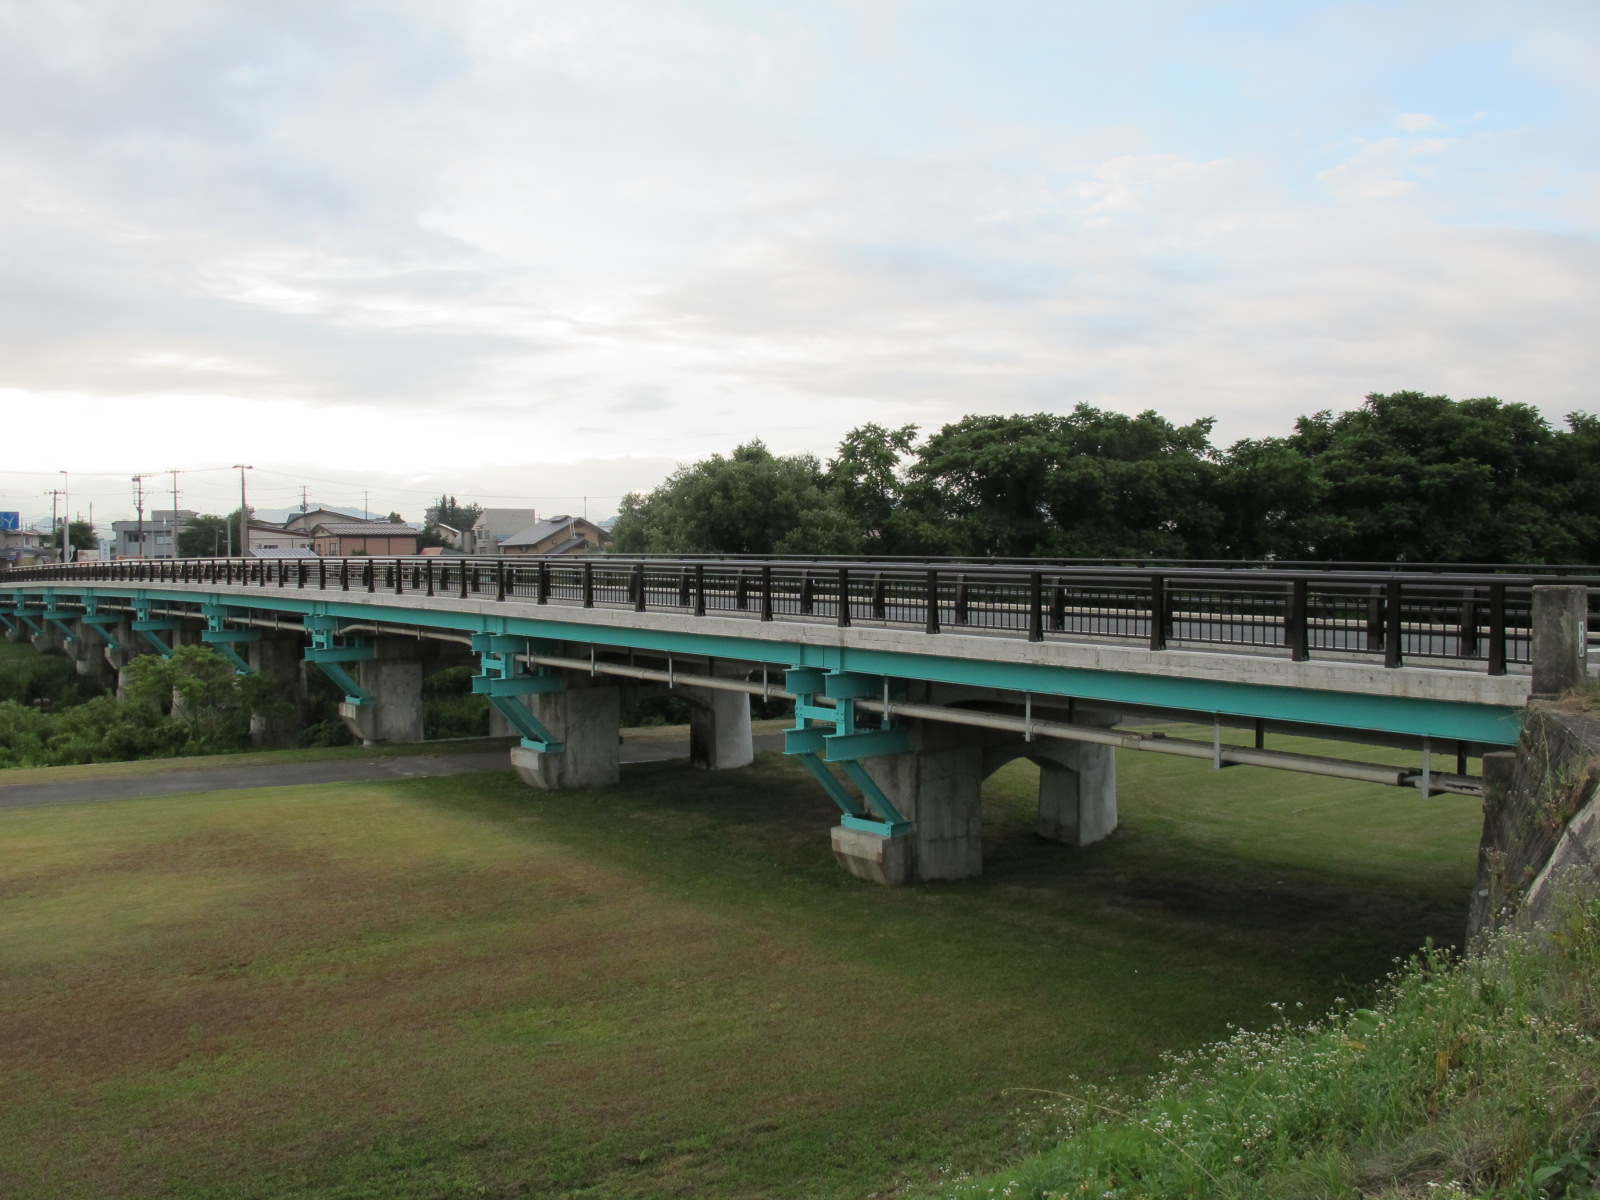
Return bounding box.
[5,555,1597,676]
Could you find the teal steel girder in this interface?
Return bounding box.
[9,584,1527,745]
[76,613,124,651]
[785,667,911,835]
[201,604,256,674]
[306,620,371,705]
[44,615,77,642]
[473,632,565,752]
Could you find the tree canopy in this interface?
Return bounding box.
[612,394,1600,564]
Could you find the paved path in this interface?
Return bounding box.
[0,732,787,810]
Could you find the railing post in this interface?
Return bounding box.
[1458,589,1478,658]
[694,564,706,616]
[837,566,851,627]
[459,563,469,599]
[954,574,969,625]
[925,569,940,634]
[394,559,403,595]
[677,569,690,608]
[633,562,646,612]
[318,559,326,589]
[297,560,306,589]
[735,570,749,611]
[365,560,375,593]
[1149,574,1166,651]
[799,571,814,615]
[537,560,549,604]
[1287,578,1308,662]
[425,559,433,597]
[495,560,506,602]
[583,561,594,608]
[760,565,773,622]
[1487,583,1506,676]
[1049,582,1065,632]
[1028,571,1044,642]
[871,573,886,620]
[1384,578,1403,668]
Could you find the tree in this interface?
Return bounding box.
[613,440,862,555]
[419,495,483,550]
[902,407,1224,558]
[66,519,96,553]
[1281,392,1599,563]
[827,424,919,554]
[176,508,251,557]
[120,644,283,752]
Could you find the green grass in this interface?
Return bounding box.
[0,639,106,708]
[0,730,1486,1199]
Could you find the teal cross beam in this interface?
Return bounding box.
[303,615,373,705]
[471,632,565,753]
[131,600,182,657]
[200,604,259,673]
[784,667,912,837]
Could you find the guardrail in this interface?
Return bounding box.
[7,556,1599,675]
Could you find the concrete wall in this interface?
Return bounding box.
[248,631,308,748]
[1471,701,1600,942]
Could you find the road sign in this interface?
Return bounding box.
[0,512,19,531]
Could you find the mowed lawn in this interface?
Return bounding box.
[0,732,1484,1200]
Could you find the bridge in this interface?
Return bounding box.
[3,555,1595,884]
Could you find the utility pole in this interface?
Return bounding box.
[132,474,150,560]
[233,464,252,559]
[59,470,69,561]
[168,469,183,558]
[363,489,369,520]
[300,485,308,515]
[47,489,62,563]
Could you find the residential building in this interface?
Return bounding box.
[110,509,197,560]
[500,515,611,556]
[284,506,374,533]
[467,508,539,554]
[0,525,50,568]
[309,521,420,557]
[246,522,314,554]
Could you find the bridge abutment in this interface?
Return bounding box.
[338,637,424,745]
[507,681,621,789]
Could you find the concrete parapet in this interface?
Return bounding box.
[831,825,913,885]
[1532,585,1591,699]
[338,636,424,745]
[508,683,621,790]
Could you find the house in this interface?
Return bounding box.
[284,506,374,533]
[247,522,314,554]
[250,546,319,559]
[0,525,50,568]
[110,509,198,560]
[309,521,420,557]
[500,515,611,556]
[467,508,540,554]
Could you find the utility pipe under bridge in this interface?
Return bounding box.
[3,556,1594,884]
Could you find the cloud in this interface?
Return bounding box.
[0,0,1596,520]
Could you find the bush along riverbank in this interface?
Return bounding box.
[0,644,287,767]
[937,888,1600,1200]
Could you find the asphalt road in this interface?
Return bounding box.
[0,732,786,810]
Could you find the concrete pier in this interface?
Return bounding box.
[248,631,307,748]
[1532,584,1592,699]
[338,636,424,745]
[507,682,621,790]
[680,675,754,770]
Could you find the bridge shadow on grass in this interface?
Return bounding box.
[0,738,1479,1200]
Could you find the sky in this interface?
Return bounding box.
[1,0,1597,527]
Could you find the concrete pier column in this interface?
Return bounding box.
[248,631,307,748]
[857,723,987,883]
[1027,739,1118,847]
[68,620,116,687]
[1532,584,1591,699]
[508,682,621,790]
[680,677,754,770]
[338,636,424,745]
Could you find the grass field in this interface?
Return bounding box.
[0,731,1484,1199]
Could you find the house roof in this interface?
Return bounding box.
[501,515,601,548]
[249,547,320,559]
[310,522,419,537]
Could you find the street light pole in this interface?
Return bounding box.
[59,470,68,562]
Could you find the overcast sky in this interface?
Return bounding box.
[2,1,1597,526]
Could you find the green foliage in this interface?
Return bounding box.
[613,439,860,555]
[1284,393,1600,563]
[175,508,251,557]
[0,643,104,709]
[940,896,1600,1200]
[421,664,488,738]
[419,495,483,549]
[0,645,286,767]
[66,519,96,553]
